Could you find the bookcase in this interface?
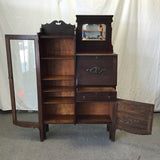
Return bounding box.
[5,15,154,142]
[39,21,76,125]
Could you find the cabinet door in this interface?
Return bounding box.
[5,35,42,129]
[117,99,154,135]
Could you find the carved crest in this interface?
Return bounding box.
[40,20,75,35]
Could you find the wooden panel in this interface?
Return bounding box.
[43,86,74,92]
[43,97,74,104]
[77,87,116,92]
[77,115,111,124]
[40,20,75,35]
[76,102,113,115]
[117,99,154,135]
[43,91,74,99]
[42,81,74,88]
[42,75,74,81]
[76,91,116,102]
[76,55,117,86]
[44,104,74,115]
[39,38,74,57]
[41,59,74,76]
[44,115,74,123]
[41,56,74,60]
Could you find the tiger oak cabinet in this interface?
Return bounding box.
[5,15,154,141]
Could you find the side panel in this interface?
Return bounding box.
[117,99,154,135]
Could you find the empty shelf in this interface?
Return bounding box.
[77,115,111,124]
[43,97,75,104]
[41,56,74,60]
[44,115,74,123]
[43,86,75,92]
[42,75,74,81]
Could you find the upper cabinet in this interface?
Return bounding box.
[76,15,113,53]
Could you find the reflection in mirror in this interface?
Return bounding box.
[82,24,106,41]
[10,40,38,122]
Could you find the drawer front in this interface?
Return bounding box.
[76,55,117,86]
[76,92,117,102]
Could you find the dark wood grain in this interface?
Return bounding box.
[117,99,154,135]
[41,56,74,60]
[44,115,74,123]
[76,102,113,115]
[76,55,117,86]
[44,104,74,115]
[43,86,75,92]
[39,20,75,35]
[76,15,113,53]
[77,115,112,124]
[43,97,74,104]
[76,91,116,102]
[77,87,116,92]
[42,75,74,81]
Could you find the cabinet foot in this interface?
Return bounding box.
[45,124,49,132]
[107,124,110,132]
[39,125,46,141]
[109,124,116,141]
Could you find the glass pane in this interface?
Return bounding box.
[82,24,106,41]
[10,40,38,122]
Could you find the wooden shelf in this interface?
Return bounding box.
[44,115,74,123]
[77,87,116,92]
[76,53,116,56]
[43,86,74,92]
[77,115,111,124]
[42,75,74,81]
[41,56,74,60]
[43,97,75,104]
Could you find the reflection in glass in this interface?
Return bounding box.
[10,40,38,122]
[82,24,106,41]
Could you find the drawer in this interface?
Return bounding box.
[76,91,117,102]
[76,55,117,86]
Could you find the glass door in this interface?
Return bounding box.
[5,35,43,130]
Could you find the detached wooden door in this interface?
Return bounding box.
[117,99,154,135]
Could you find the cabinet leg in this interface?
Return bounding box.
[109,124,116,141]
[45,124,49,132]
[107,124,110,132]
[39,124,46,141]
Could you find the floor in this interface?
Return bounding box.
[0,112,160,160]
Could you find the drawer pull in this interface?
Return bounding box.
[83,96,86,99]
[108,96,111,100]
